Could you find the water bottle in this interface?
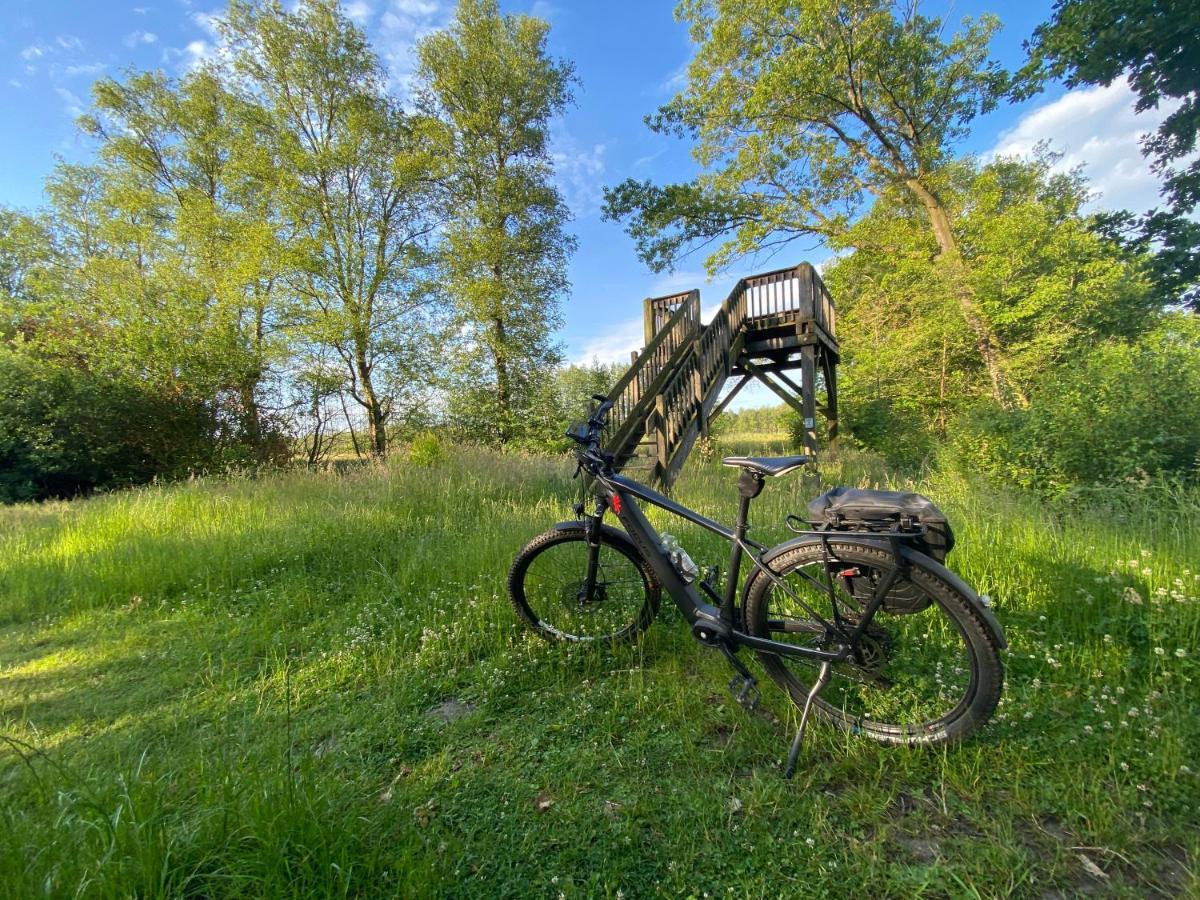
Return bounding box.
[660,533,700,584]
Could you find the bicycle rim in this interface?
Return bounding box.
[516,533,653,641]
[749,547,984,741]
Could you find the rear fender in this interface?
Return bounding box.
[746,535,1007,649]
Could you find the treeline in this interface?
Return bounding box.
[1,0,600,503]
[604,0,1199,496]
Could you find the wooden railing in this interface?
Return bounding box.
[742,263,836,346]
[601,290,700,458]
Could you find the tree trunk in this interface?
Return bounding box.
[492,314,510,442]
[355,346,387,457]
[904,179,1027,409]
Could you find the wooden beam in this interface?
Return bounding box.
[821,351,839,443]
[774,368,805,398]
[742,359,806,417]
[707,373,751,422]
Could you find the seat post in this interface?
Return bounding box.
[722,470,764,622]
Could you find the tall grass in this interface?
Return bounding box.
[1,440,1197,897]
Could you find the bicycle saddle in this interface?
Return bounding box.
[721,455,810,477]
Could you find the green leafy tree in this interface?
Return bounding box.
[223,0,445,457]
[416,0,576,444]
[79,69,287,448]
[604,0,1025,405]
[1021,0,1200,309]
[826,155,1155,465]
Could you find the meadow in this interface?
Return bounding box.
[1,436,1197,898]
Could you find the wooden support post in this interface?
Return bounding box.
[643,297,656,345]
[654,394,668,479]
[821,353,839,443]
[800,345,818,457]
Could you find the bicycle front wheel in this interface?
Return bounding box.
[743,540,1002,745]
[508,524,660,643]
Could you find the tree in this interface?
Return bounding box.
[223,0,445,456]
[824,154,1155,464]
[80,69,287,449]
[1022,0,1200,310]
[603,0,1029,406]
[416,0,576,443]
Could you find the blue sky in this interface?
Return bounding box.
[1,1,1177,406]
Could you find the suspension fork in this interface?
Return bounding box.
[581,498,607,603]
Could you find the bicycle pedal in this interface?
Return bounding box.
[727,675,761,711]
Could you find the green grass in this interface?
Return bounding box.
[1,438,1197,897]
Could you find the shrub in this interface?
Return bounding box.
[0,350,246,502]
[950,316,1200,494]
[407,431,446,467]
[0,349,292,503]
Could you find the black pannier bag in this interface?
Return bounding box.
[806,487,956,614]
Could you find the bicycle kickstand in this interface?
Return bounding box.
[783,661,832,779]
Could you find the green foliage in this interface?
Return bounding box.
[406,431,446,468]
[1021,0,1200,308]
[417,0,576,445]
[0,350,248,502]
[718,404,788,436]
[604,0,1009,274]
[951,316,1200,495]
[825,154,1157,470]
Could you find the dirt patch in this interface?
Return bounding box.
[425,699,476,723]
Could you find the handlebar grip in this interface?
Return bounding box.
[591,395,615,425]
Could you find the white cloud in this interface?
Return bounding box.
[656,61,688,96]
[529,1,558,20]
[20,44,46,61]
[377,0,450,94]
[55,87,85,119]
[190,10,222,38]
[343,0,374,24]
[184,40,214,69]
[124,30,159,48]
[988,81,1182,215]
[572,314,644,366]
[61,62,107,77]
[131,6,151,14]
[8,79,23,89]
[55,35,84,52]
[550,131,607,218]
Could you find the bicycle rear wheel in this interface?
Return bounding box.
[743,540,1002,745]
[508,524,660,643]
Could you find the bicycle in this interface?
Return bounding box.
[508,396,1006,775]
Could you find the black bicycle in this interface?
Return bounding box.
[509,396,1006,774]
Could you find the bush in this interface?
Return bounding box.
[0,350,265,503]
[950,316,1200,494]
[406,431,446,467]
[808,397,929,467]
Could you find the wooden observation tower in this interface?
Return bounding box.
[599,262,839,490]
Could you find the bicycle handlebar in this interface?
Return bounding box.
[566,394,615,473]
[588,394,614,429]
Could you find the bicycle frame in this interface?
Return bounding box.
[588,469,899,665]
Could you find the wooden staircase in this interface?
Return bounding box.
[599,262,839,490]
